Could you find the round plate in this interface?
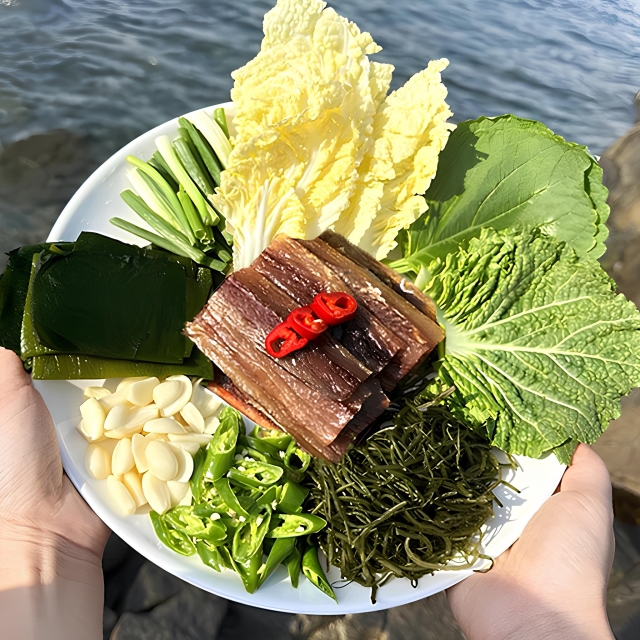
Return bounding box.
[37,103,566,614]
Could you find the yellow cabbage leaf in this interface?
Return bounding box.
[333,59,454,260]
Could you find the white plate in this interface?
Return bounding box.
[37,103,566,614]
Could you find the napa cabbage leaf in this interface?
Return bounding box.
[424,228,640,463]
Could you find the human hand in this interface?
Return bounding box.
[0,347,109,639]
[448,444,615,640]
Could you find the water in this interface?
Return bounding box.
[1,0,640,153]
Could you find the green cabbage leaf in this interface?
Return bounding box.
[424,228,640,463]
[392,115,609,277]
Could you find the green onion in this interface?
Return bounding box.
[214,107,229,138]
[156,135,218,227]
[109,217,217,268]
[177,186,208,243]
[172,138,215,197]
[120,190,193,248]
[186,111,232,169]
[178,117,222,185]
[152,151,179,185]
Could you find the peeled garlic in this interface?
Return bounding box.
[112,438,135,476]
[146,440,178,481]
[142,472,171,513]
[191,380,222,418]
[131,433,149,473]
[153,375,191,417]
[98,390,130,412]
[167,480,189,506]
[143,417,186,434]
[84,386,112,400]
[103,423,143,440]
[203,416,220,435]
[173,448,194,483]
[85,444,111,480]
[116,377,148,392]
[79,398,106,441]
[167,433,213,446]
[127,377,160,406]
[107,475,137,516]
[180,402,205,433]
[168,440,200,456]
[123,470,147,508]
[104,404,159,433]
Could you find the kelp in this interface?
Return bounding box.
[306,388,510,603]
[0,243,72,355]
[0,232,215,379]
[31,234,190,363]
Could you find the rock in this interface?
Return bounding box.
[110,580,227,640]
[103,607,119,640]
[103,533,133,574]
[121,561,186,613]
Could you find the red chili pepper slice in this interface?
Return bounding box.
[311,292,358,325]
[287,306,328,341]
[265,322,308,358]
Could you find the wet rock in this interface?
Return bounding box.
[0,130,101,269]
[110,580,227,640]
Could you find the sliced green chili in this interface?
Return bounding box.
[228,460,284,489]
[254,485,280,508]
[269,514,326,538]
[196,540,225,572]
[283,440,311,482]
[204,406,241,481]
[236,546,262,594]
[150,511,196,557]
[277,481,309,515]
[258,537,295,588]
[213,478,250,519]
[190,448,207,503]
[251,426,293,452]
[286,544,302,588]
[232,508,272,563]
[302,545,336,601]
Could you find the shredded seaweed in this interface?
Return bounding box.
[306,387,510,603]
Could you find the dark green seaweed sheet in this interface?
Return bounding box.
[0,243,71,355]
[30,347,213,380]
[31,233,188,363]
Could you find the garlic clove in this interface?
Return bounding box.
[123,470,147,508]
[116,377,148,392]
[131,433,149,473]
[154,376,192,417]
[167,480,189,506]
[168,440,200,456]
[143,417,186,434]
[203,416,220,435]
[173,448,194,483]
[86,443,111,480]
[107,475,137,516]
[191,380,222,418]
[83,386,112,400]
[167,433,213,446]
[79,397,106,441]
[141,472,171,514]
[145,440,179,481]
[112,438,135,476]
[127,377,160,406]
[180,402,205,433]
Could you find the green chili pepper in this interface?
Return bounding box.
[254,485,280,508]
[204,407,241,481]
[165,507,228,544]
[258,537,295,588]
[232,507,272,563]
[213,478,250,519]
[238,435,282,460]
[268,513,327,538]
[286,544,302,588]
[251,426,293,451]
[197,540,226,572]
[236,546,262,594]
[150,511,196,557]
[283,440,311,482]
[302,545,336,601]
[277,481,309,514]
[190,447,207,503]
[192,502,214,518]
[216,543,239,572]
[227,460,284,489]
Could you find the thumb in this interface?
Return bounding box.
[560,444,612,509]
[0,348,31,401]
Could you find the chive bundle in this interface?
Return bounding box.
[112,107,232,271]
[306,388,509,603]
